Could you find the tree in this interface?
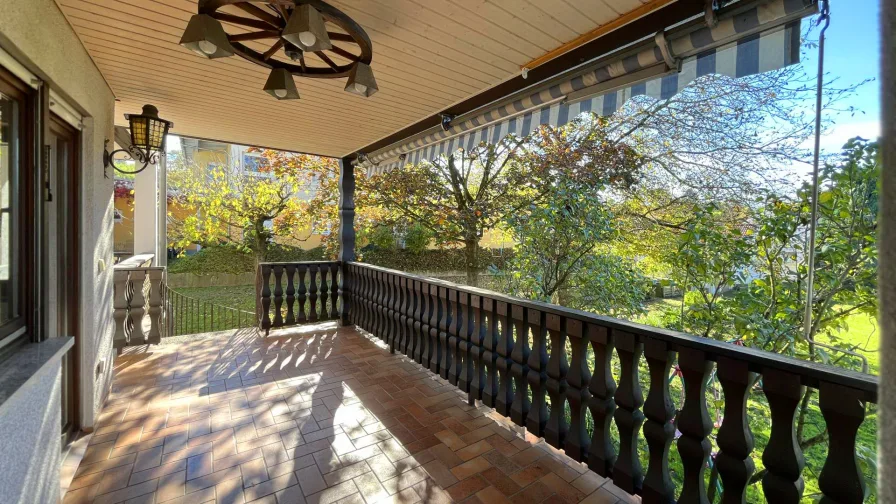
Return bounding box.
[604,27,870,275]
[364,116,642,286]
[498,172,649,317]
[665,139,880,494]
[169,150,333,263]
[667,202,754,338]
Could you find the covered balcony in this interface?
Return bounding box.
[0,0,892,503]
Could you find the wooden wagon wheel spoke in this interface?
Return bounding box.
[272,3,290,20]
[191,0,376,88]
[263,39,286,60]
[233,2,282,28]
[315,51,339,71]
[329,45,359,62]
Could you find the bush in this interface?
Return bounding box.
[168,246,255,275]
[168,244,330,275]
[167,243,511,276]
[361,247,511,273]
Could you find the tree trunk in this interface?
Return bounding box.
[464,238,479,287]
[254,220,268,265]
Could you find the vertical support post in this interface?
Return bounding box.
[134,157,160,262]
[157,151,167,266]
[337,156,355,326]
[879,3,895,503]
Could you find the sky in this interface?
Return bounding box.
[801,0,881,152]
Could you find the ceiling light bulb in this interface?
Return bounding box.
[299,31,317,47]
[274,89,288,98]
[198,40,217,55]
[352,82,368,94]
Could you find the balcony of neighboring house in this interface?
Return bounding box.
[0,0,891,503]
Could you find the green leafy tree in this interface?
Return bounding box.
[666,139,880,497]
[667,203,754,338]
[499,174,649,316]
[364,117,642,286]
[170,150,332,263]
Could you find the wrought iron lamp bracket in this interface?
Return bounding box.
[103,139,158,176]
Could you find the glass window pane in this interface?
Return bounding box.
[0,92,18,325]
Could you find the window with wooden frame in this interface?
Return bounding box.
[0,66,35,346]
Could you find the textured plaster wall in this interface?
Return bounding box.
[0,0,117,436]
[879,0,894,501]
[0,365,63,504]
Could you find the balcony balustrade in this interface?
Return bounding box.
[255,260,878,504]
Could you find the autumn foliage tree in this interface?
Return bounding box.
[362,116,642,286]
[169,150,335,263]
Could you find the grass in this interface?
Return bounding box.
[175,285,257,313]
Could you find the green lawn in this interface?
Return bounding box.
[175,285,257,313]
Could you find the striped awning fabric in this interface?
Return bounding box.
[364,0,815,176]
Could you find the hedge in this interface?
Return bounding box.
[168,244,510,275]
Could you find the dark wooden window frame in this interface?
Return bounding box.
[0,65,37,347]
[49,113,81,443]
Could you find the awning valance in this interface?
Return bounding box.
[363,0,815,176]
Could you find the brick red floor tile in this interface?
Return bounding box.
[61,326,634,504]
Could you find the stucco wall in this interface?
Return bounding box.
[0,363,63,504]
[0,0,116,440]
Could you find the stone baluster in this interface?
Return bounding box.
[285,264,296,325]
[494,301,514,417]
[545,313,569,450]
[761,368,806,503]
[526,308,548,437]
[481,297,499,408]
[818,382,867,504]
[612,330,644,495]
[146,269,165,344]
[112,269,131,350]
[468,295,485,403]
[272,264,284,328]
[510,304,530,427]
[715,356,757,504]
[564,319,589,462]
[428,284,442,374]
[330,263,340,319]
[457,291,472,394]
[642,337,676,503]
[438,286,452,380]
[676,347,714,504]
[297,264,308,324]
[447,289,462,386]
[308,264,319,322]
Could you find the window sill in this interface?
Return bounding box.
[0,337,74,414]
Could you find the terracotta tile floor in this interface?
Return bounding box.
[62,323,637,504]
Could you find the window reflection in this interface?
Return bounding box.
[0,93,18,325]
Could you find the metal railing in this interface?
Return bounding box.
[165,286,255,337]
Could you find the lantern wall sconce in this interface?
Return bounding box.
[103,104,173,177]
[179,1,377,101]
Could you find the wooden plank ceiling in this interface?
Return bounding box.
[57,0,660,157]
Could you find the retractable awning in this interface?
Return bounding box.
[363,0,815,175]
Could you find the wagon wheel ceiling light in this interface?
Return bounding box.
[180,1,377,100]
